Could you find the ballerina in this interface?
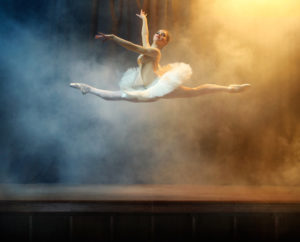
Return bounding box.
[70,10,250,102]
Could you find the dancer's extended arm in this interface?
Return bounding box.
[136,9,150,47]
[95,33,159,58]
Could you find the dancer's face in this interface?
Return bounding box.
[153,30,169,48]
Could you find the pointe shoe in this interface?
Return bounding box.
[70,83,91,95]
[228,84,251,93]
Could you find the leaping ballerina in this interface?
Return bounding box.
[70,10,250,102]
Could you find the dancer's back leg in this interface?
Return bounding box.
[163,83,251,99]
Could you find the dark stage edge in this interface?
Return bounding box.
[1,185,300,242]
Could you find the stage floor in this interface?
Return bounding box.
[1,184,300,202]
[1,185,300,241]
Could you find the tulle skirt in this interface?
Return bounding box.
[119,63,192,100]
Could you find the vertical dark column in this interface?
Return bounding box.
[29,215,33,242]
[69,215,73,242]
[126,0,132,40]
[110,0,124,35]
[90,0,99,40]
[192,214,196,241]
[274,214,279,242]
[109,0,124,54]
[233,215,238,241]
[149,0,158,36]
[110,215,114,242]
[151,215,155,242]
[169,0,180,32]
[162,0,168,29]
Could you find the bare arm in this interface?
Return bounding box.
[95,33,159,58]
[136,10,150,47]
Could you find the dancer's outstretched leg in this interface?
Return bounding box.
[70,83,126,101]
[69,83,157,102]
[163,83,251,99]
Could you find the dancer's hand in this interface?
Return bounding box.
[136,9,147,20]
[95,32,114,41]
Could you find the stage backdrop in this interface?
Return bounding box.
[1,0,300,185]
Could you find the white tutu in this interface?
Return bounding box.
[119,62,192,100]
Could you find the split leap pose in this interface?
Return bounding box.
[70,10,250,102]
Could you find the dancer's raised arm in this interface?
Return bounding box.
[95,33,159,58]
[136,9,150,47]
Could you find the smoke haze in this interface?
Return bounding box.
[1,0,300,185]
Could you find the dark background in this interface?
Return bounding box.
[1,0,299,185]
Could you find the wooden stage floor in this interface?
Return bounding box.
[1,185,300,241]
[1,184,300,202]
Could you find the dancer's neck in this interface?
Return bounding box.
[151,43,163,50]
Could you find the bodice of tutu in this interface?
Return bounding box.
[138,54,160,71]
[119,61,192,100]
[137,54,159,87]
[137,54,152,66]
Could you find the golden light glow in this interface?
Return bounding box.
[211,0,300,17]
[186,0,300,87]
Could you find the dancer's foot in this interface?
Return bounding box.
[70,83,91,95]
[228,84,251,93]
